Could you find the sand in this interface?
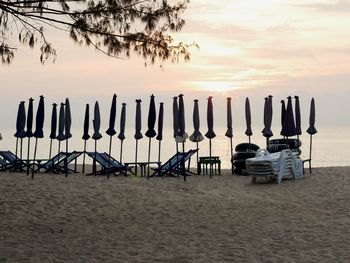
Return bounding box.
[0,167,349,262]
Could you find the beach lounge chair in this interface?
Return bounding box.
[35,151,82,174]
[151,149,198,177]
[246,149,303,184]
[86,152,131,176]
[0,151,27,172]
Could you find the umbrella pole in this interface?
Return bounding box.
[182,142,185,153]
[26,138,31,176]
[107,136,112,180]
[135,140,138,176]
[182,141,186,181]
[147,138,151,179]
[209,138,212,178]
[196,142,199,175]
[82,141,87,174]
[248,136,251,145]
[157,141,161,164]
[309,134,313,174]
[94,140,97,176]
[31,138,38,179]
[49,139,53,160]
[65,139,69,177]
[230,138,233,174]
[120,140,124,163]
[20,138,23,171]
[15,138,18,157]
[266,137,269,149]
[176,142,179,177]
[297,134,300,153]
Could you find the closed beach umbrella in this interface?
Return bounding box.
[32,95,45,179]
[56,103,65,154]
[118,103,126,163]
[190,99,204,171]
[25,97,34,175]
[49,103,57,159]
[14,101,26,159]
[134,99,142,175]
[263,96,273,147]
[64,98,72,177]
[172,96,179,157]
[92,101,102,176]
[225,97,234,173]
[82,104,90,174]
[280,100,286,136]
[245,98,253,143]
[156,102,164,164]
[205,96,216,178]
[262,97,268,134]
[106,94,117,172]
[282,96,296,138]
[106,94,117,179]
[306,98,317,172]
[145,94,157,179]
[176,94,188,147]
[295,96,302,136]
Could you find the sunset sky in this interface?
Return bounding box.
[1,0,350,130]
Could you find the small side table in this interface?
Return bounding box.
[198,156,221,175]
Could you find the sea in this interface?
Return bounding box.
[0,126,348,169]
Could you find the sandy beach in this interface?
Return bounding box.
[0,167,349,262]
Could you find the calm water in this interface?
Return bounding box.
[0,126,348,169]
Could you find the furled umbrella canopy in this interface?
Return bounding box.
[225,97,233,138]
[263,95,273,138]
[189,99,204,142]
[294,96,302,136]
[82,104,90,140]
[106,93,117,136]
[245,97,253,137]
[57,103,66,141]
[307,98,317,135]
[33,95,45,139]
[118,103,127,141]
[92,101,102,140]
[282,96,296,137]
[156,102,164,141]
[49,103,58,140]
[14,101,26,138]
[205,96,216,139]
[65,98,72,139]
[176,94,188,143]
[145,94,157,138]
[25,97,34,138]
[172,96,179,139]
[134,99,143,140]
[280,100,286,136]
[262,97,268,134]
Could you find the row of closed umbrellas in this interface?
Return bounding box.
[14,94,317,179]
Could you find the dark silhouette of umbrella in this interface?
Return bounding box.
[156,102,164,164]
[134,99,142,175]
[118,103,126,163]
[92,101,102,176]
[263,95,273,147]
[306,98,317,173]
[245,97,253,143]
[82,104,90,174]
[280,100,286,137]
[64,98,72,177]
[190,99,203,172]
[145,94,157,179]
[106,94,117,179]
[294,95,302,152]
[25,97,34,175]
[172,96,180,177]
[225,97,234,173]
[262,97,268,134]
[56,103,65,155]
[282,96,296,138]
[49,103,57,160]
[205,96,216,178]
[177,94,188,181]
[32,95,45,179]
[14,101,26,159]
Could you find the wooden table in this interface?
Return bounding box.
[198,156,221,175]
[124,161,161,177]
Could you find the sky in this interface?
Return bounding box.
[1,0,350,132]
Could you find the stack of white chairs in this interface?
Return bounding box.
[246,149,303,184]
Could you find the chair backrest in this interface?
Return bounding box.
[43,152,67,168]
[87,152,120,168]
[159,152,185,171]
[0,151,19,162]
[100,152,124,168]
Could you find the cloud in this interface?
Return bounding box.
[297,0,350,13]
